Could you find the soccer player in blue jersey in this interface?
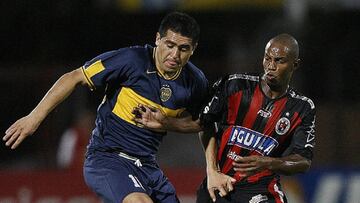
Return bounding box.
[3,12,208,203]
[133,34,316,203]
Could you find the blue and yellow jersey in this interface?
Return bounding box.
[82,44,208,159]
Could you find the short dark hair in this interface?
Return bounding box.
[158,12,200,45]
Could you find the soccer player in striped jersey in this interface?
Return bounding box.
[3,12,208,203]
[133,33,316,203]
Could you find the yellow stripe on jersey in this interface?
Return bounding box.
[113,87,185,125]
[156,66,183,80]
[81,60,105,90]
[81,66,95,90]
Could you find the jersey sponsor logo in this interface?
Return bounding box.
[160,85,172,102]
[257,109,272,118]
[249,194,268,203]
[227,150,241,161]
[275,117,291,135]
[228,126,278,155]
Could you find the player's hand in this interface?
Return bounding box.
[132,104,166,132]
[207,170,236,202]
[3,115,40,149]
[232,155,273,175]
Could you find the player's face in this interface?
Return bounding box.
[155,30,196,76]
[262,41,298,88]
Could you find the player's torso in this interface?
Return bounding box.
[87,45,205,158]
[216,74,311,179]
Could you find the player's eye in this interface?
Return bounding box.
[276,58,286,64]
[180,47,190,52]
[166,43,175,49]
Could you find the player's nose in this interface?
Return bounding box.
[267,60,277,71]
[170,48,180,59]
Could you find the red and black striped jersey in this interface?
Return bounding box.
[200,73,316,183]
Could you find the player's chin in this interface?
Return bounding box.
[265,78,279,87]
[164,65,181,73]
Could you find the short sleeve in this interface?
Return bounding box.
[81,49,134,90]
[284,106,316,160]
[199,76,228,127]
[187,77,209,120]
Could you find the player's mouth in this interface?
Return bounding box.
[263,71,277,82]
[266,73,276,80]
[164,59,180,68]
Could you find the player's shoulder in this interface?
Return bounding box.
[185,61,208,84]
[114,44,152,60]
[213,73,259,88]
[208,73,258,96]
[227,73,260,82]
[288,88,316,110]
[107,44,152,59]
[85,46,141,63]
[105,45,152,66]
[128,44,153,55]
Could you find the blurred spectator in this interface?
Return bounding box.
[56,110,95,171]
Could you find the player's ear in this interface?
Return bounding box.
[191,43,198,55]
[155,32,161,46]
[293,58,300,70]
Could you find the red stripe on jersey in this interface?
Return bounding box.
[218,127,243,175]
[217,126,232,161]
[221,92,243,175]
[277,112,302,144]
[227,92,243,125]
[242,85,264,128]
[288,112,302,134]
[268,178,285,203]
[221,145,241,175]
[245,152,275,182]
[246,169,273,183]
[262,97,288,136]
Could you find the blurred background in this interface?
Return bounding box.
[0,0,359,202]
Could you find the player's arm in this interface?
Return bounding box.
[3,67,87,149]
[199,126,236,202]
[132,104,202,133]
[233,106,316,176]
[232,154,311,176]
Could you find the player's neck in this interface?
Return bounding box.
[260,79,289,99]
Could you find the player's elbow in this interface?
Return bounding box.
[302,159,312,172]
[65,68,87,86]
[288,158,312,175]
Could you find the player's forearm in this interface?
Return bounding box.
[162,116,202,133]
[199,129,218,173]
[205,137,219,174]
[30,68,86,123]
[268,154,311,175]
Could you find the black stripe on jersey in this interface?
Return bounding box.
[252,97,274,132]
[234,82,257,125]
[239,148,251,157]
[218,145,230,170]
[270,97,304,155]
